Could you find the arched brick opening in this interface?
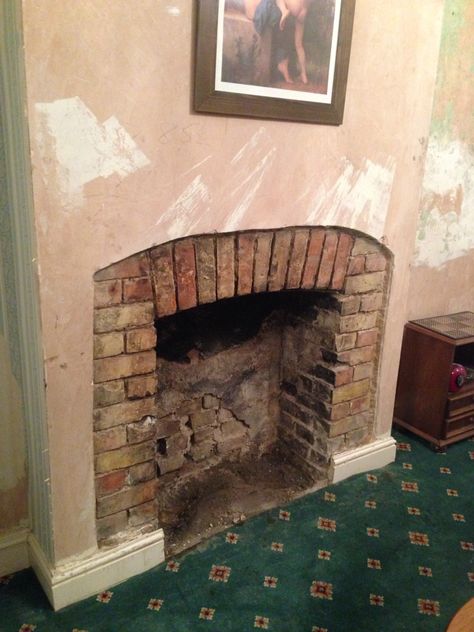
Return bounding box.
[92,227,391,546]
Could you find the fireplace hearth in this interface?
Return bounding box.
[92,227,390,551]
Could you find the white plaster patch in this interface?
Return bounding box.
[35,97,150,208]
[414,138,474,268]
[306,157,396,237]
[156,175,211,239]
[165,5,181,16]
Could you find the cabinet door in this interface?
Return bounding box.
[394,326,453,438]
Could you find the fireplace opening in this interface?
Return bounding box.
[154,290,324,555]
[92,228,389,555]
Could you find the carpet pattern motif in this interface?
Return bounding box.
[1,431,473,631]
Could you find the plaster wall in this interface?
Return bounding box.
[22,0,444,562]
[408,0,474,319]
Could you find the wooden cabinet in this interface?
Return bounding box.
[394,312,474,449]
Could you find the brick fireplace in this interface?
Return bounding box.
[92,227,390,549]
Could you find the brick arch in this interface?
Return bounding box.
[92,227,390,543]
[147,227,382,318]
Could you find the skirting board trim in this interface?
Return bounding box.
[0,528,30,576]
[28,529,165,611]
[329,436,397,484]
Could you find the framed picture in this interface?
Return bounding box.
[194,0,356,125]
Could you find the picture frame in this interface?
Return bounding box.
[194,0,356,125]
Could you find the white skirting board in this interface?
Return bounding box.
[28,529,165,611]
[329,436,397,484]
[0,528,30,576]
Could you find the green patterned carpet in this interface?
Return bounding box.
[2,431,473,631]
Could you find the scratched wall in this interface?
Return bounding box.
[408,0,474,318]
[22,1,444,562]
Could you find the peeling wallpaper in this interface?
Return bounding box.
[414,0,474,270]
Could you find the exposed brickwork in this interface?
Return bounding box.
[287,229,309,289]
[149,244,177,317]
[195,237,216,304]
[94,253,149,281]
[123,277,153,302]
[216,235,235,299]
[268,230,292,291]
[92,227,390,546]
[174,240,198,311]
[330,233,354,290]
[94,279,122,307]
[237,233,256,295]
[301,228,325,289]
[253,232,273,293]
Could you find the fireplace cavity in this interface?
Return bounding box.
[92,227,390,552]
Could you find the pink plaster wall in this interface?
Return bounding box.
[22,0,444,562]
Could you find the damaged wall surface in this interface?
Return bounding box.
[19,0,446,563]
[409,0,474,318]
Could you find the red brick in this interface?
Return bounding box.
[94,380,126,408]
[329,402,351,420]
[365,252,387,272]
[96,511,128,540]
[94,351,156,383]
[125,326,157,353]
[330,233,354,290]
[95,253,150,281]
[129,461,155,485]
[314,362,354,387]
[286,229,309,289]
[94,332,124,359]
[345,272,385,295]
[149,244,177,317]
[94,279,122,307]
[350,394,370,414]
[336,345,377,366]
[268,230,292,291]
[94,426,127,453]
[128,499,158,527]
[95,442,155,475]
[96,480,157,518]
[156,415,180,439]
[352,237,381,256]
[353,362,373,381]
[126,374,157,399]
[127,416,157,444]
[301,228,325,289]
[316,231,338,289]
[216,235,236,299]
[340,312,378,333]
[195,237,216,304]
[360,292,384,312]
[123,277,153,302]
[94,302,154,334]
[93,397,156,431]
[95,470,128,497]
[174,240,197,311]
[347,255,365,276]
[332,378,370,404]
[237,233,256,295]
[356,328,378,347]
[253,232,273,293]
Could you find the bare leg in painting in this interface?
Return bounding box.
[286,0,310,83]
